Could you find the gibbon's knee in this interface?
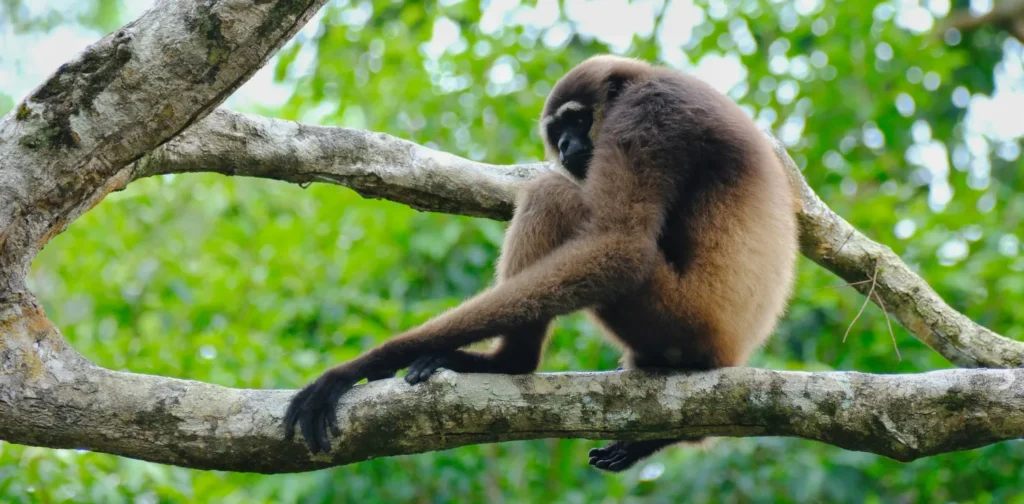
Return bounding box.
[498,172,588,279]
[489,324,549,372]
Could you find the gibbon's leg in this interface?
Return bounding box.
[587,349,706,472]
[405,172,589,384]
[587,355,706,472]
[285,148,670,453]
[587,266,723,472]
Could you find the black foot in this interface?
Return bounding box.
[588,439,677,472]
[284,370,359,454]
[405,352,457,385]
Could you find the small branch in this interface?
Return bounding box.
[938,0,1024,43]
[872,292,902,360]
[130,109,1024,369]
[843,262,880,344]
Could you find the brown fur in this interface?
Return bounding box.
[284,55,799,472]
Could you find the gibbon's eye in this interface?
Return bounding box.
[565,111,591,128]
[546,123,560,143]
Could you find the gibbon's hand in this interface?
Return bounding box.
[284,361,397,454]
[284,369,358,453]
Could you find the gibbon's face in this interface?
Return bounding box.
[542,55,648,180]
[540,99,595,180]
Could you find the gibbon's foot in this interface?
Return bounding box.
[404,352,455,385]
[588,439,677,472]
[405,350,496,385]
[284,369,361,454]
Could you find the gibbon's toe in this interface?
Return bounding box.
[405,352,456,385]
[589,442,637,472]
[587,441,657,472]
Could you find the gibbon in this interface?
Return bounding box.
[285,54,799,472]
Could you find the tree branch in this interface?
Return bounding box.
[131,109,1024,369]
[938,0,1024,43]
[131,109,538,220]
[3,302,1022,473]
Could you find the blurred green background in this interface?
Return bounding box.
[3,0,1024,502]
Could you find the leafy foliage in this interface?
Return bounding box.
[2,0,1024,501]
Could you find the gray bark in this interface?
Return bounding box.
[0,0,1021,475]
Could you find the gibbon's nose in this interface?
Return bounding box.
[558,134,584,159]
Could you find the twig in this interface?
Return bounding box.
[872,292,902,360]
[843,262,879,343]
[826,279,874,289]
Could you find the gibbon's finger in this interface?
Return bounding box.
[326,387,347,438]
[283,394,301,441]
[307,396,331,454]
[320,408,333,451]
[404,355,431,385]
[294,386,326,453]
[283,383,320,444]
[289,372,349,453]
[298,404,323,453]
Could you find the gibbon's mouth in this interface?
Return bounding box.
[561,151,592,178]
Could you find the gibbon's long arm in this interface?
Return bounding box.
[285,229,661,452]
[285,149,672,452]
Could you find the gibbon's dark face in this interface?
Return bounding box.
[541,101,595,180]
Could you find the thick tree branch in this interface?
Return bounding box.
[2,305,1022,473]
[130,109,1024,369]
[131,109,539,220]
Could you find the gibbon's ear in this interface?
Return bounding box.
[607,75,627,103]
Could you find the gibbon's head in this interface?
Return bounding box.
[540,55,651,179]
